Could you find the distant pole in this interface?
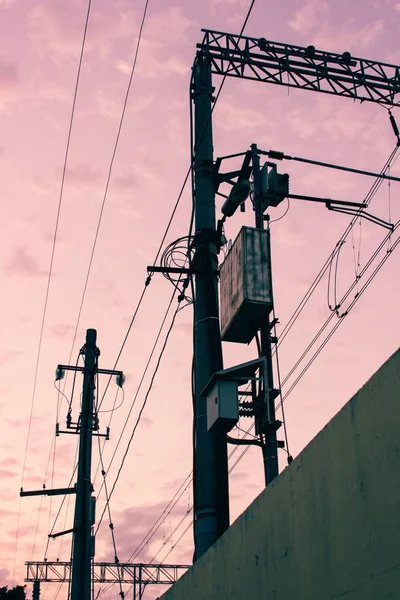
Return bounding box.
[32,580,40,600]
[192,53,229,560]
[71,329,98,600]
[251,144,279,485]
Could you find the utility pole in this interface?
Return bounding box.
[251,144,279,485]
[32,580,40,600]
[70,328,98,600]
[192,53,229,560]
[21,330,127,600]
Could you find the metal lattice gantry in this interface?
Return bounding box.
[26,561,190,584]
[197,29,400,106]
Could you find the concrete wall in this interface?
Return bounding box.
[162,349,400,600]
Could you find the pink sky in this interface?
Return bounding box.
[1,1,400,598]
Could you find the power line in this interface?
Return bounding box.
[95,0,258,415]
[277,220,400,411]
[65,0,151,371]
[274,144,399,353]
[100,147,399,597]
[92,287,179,499]
[95,293,183,537]
[96,405,125,600]
[14,1,93,586]
[128,189,400,572]
[281,219,399,392]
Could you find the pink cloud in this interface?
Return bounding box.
[0,457,18,467]
[0,567,11,587]
[289,0,329,34]
[0,59,19,110]
[3,247,47,278]
[0,350,22,367]
[113,172,138,191]
[49,324,75,339]
[7,418,26,429]
[0,58,19,89]
[311,19,384,53]
[64,163,103,187]
[0,469,15,479]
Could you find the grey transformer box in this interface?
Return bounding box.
[201,358,268,433]
[220,226,273,344]
[206,380,239,433]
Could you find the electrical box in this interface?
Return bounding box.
[206,380,239,433]
[220,226,273,343]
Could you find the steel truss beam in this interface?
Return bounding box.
[25,561,190,585]
[197,29,400,106]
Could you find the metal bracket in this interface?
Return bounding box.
[20,486,77,498]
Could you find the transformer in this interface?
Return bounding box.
[220,226,273,343]
[206,380,239,433]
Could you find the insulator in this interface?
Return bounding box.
[258,38,268,50]
[116,372,126,388]
[55,367,65,381]
[239,401,253,409]
[268,149,284,160]
[389,111,399,138]
[239,410,253,418]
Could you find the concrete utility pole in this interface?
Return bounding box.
[32,580,40,600]
[192,54,229,560]
[70,328,98,600]
[251,144,279,485]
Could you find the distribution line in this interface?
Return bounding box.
[108,419,257,599]
[108,147,398,596]
[274,144,399,353]
[93,286,178,501]
[125,207,400,574]
[14,1,93,587]
[277,221,400,411]
[65,0,151,372]
[95,293,183,537]
[96,0,258,415]
[97,424,125,600]
[101,144,398,600]
[280,220,399,392]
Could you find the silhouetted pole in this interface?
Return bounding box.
[70,329,98,600]
[32,580,40,600]
[251,144,279,485]
[192,54,229,561]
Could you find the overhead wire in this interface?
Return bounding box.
[13,0,93,586]
[126,149,400,575]
[95,0,258,418]
[281,217,399,392]
[92,286,178,496]
[96,392,125,600]
[274,143,399,353]
[98,138,399,600]
[64,0,151,375]
[109,416,257,600]
[94,378,257,598]
[92,0,258,514]
[95,289,184,537]
[30,373,66,562]
[276,220,400,411]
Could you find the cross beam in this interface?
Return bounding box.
[197,29,400,106]
[25,562,190,585]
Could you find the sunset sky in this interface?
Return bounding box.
[1,1,400,599]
